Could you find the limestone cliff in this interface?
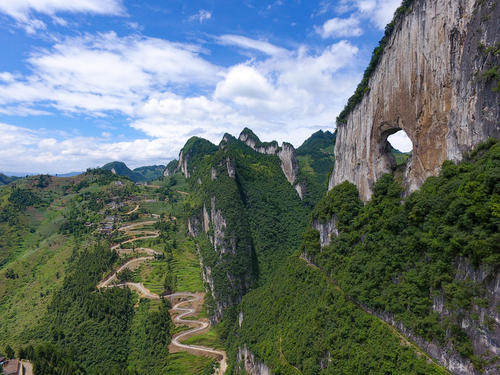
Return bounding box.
[185,130,309,324]
[239,129,306,199]
[236,346,271,375]
[312,217,338,248]
[331,0,500,201]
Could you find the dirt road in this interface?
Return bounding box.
[97,203,227,374]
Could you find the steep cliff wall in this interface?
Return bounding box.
[239,129,305,199]
[236,346,271,375]
[185,132,309,323]
[331,0,500,201]
[308,141,500,374]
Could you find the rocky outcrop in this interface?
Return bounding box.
[331,0,500,201]
[295,182,305,200]
[430,258,500,373]
[191,195,252,323]
[178,150,190,179]
[226,157,236,178]
[163,159,179,177]
[239,130,279,155]
[236,346,271,375]
[238,129,305,199]
[312,217,338,248]
[278,142,299,185]
[372,310,478,375]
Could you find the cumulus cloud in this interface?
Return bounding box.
[217,35,288,56]
[315,0,401,39]
[0,32,220,115]
[0,122,176,174]
[0,0,124,33]
[316,15,363,38]
[189,9,212,23]
[388,130,413,153]
[0,31,364,172]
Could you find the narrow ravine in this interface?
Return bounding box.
[97,202,227,374]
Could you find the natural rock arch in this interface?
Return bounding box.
[330,0,500,201]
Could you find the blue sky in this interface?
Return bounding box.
[0,0,410,174]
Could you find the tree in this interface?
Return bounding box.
[5,344,14,359]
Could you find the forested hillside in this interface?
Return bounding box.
[226,139,499,374]
[0,168,218,374]
[0,173,19,185]
[101,161,166,182]
[183,132,311,322]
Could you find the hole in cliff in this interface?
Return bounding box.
[387,130,413,168]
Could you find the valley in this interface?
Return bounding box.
[0,0,498,374]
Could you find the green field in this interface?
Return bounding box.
[165,352,216,375]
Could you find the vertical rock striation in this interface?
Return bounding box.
[239,129,306,199]
[331,0,500,201]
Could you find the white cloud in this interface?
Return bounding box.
[388,130,413,152]
[0,122,175,173]
[0,32,220,115]
[314,0,401,38]
[217,35,288,56]
[189,9,212,23]
[366,0,401,29]
[316,15,363,38]
[0,32,364,172]
[0,0,124,33]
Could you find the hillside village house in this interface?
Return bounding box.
[2,358,21,375]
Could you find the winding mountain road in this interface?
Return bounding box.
[97,202,227,374]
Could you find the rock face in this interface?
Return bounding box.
[331,0,500,201]
[239,129,305,199]
[236,346,271,375]
[278,142,299,185]
[312,217,338,248]
[191,194,252,323]
[178,150,190,179]
[239,130,279,155]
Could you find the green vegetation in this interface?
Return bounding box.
[336,0,415,125]
[133,165,166,181]
[100,161,166,182]
[127,299,173,374]
[186,133,311,318]
[101,161,143,182]
[180,136,218,177]
[21,343,85,374]
[164,159,179,176]
[392,148,412,166]
[304,139,500,368]
[183,328,224,350]
[226,256,446,374]
[238,127,279,150]
[165,352,217,375]
[296,130,336,205]
[40,242,135,373]
[0,173,19,185]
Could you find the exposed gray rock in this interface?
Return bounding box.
[226,157,236,178]
[211,167,217,181]
[236,346,271,375]
[312,217,338,248]
[239,132,279,155]
[295,182,305,200]
[187,216,201,237]
[278,142,299,185]
[178,150,190,179]
[331,0,500,201]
